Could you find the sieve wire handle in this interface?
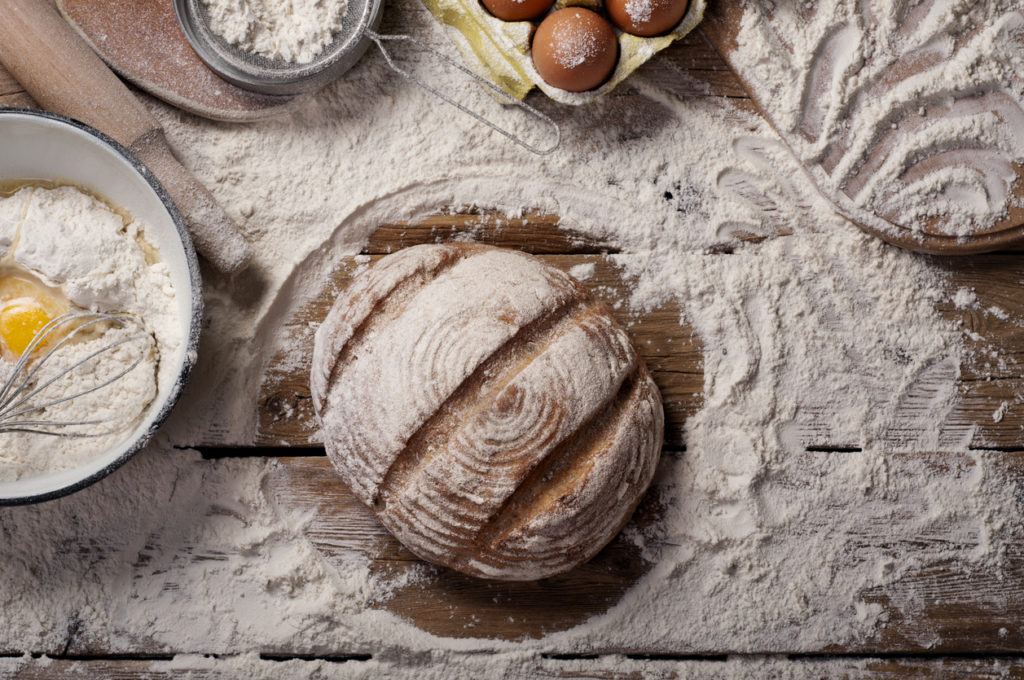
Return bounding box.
[365,30,560,155]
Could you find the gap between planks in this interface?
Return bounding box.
[6,654,1024,679]
[11,650,1024,661]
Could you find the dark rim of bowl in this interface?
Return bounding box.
[0,108,204,506]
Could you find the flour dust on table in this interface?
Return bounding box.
[0,0,1020,667]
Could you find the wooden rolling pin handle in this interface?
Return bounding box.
[130,130,255,274]
[0,0,254,274]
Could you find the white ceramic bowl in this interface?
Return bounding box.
[0,109,202,504]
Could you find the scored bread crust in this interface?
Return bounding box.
[311,243,664,581]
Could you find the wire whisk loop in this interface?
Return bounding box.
[0,311,155,438]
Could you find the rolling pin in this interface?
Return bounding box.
[0,0,254,274]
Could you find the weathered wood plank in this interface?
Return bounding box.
[0,68,24,97]
[786,255,1024,450]
[0,91,35,108]
[263,452,1024,649]
[646,28,754,99]
[0,450,1021,654]
[668,28,739,73]
[366,211,619,255]
[934,256,1024,380]
[4,655,1024,679]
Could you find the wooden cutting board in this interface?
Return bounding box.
[702,1,1024,255]
[56,0,295,121]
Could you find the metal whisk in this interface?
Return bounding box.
[0,311,155,437]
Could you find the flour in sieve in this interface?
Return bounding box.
[201,0,349,64]
[0,186,181,480]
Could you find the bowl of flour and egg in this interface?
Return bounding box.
[0,109,201,504]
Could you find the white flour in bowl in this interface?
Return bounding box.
[0,185,181,480]
[201,0,349,64]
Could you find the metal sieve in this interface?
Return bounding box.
[173,0,560,154]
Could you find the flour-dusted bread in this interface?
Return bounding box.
[311,243,664,581]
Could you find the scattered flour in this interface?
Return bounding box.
[988,305,1010,320]
[201,0,348,64]
[567,261,595,281]
[0,0,1020,674]
[625,0,655,24]
[549,10,602,69]
[0,186,181,480]
[953,286,979,309]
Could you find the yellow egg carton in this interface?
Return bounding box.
[420,0,706,104]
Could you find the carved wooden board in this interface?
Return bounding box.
[702,1,1024,255]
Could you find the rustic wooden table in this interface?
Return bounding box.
[3,13,1024,679]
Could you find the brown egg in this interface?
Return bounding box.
[531,8,618,92]
[606,0,689,36]
[481,0,555,21]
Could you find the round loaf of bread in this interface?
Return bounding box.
[311,243,664,581]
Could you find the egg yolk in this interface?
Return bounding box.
[0,275,67,359]
[0,301,53,357]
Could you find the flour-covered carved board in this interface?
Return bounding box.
[703,0,1024,254]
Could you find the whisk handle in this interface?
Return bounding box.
[366,30,561,156]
